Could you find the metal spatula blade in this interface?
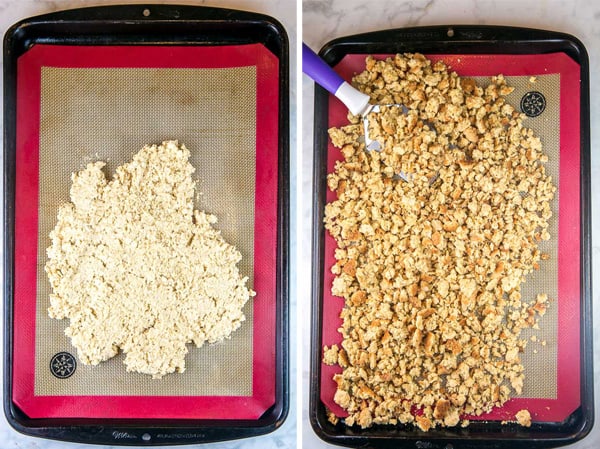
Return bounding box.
[303,44,440,184]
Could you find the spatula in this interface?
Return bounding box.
[303,43,438,183]
[303,43,398,152]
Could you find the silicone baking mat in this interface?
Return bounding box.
[320,53,581,424]
[13,43,279,419]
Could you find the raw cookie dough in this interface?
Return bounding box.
[46,140,254,378]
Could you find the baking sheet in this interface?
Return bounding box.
[13,43,280,420]
[320,53,581,423]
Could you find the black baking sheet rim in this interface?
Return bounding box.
[3,4,289,446]
[309,25,592,449]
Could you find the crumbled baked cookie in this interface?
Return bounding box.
[46,141,254,378]
[324,54,555,430]
[516,409,532,427]
[323,344,340,365]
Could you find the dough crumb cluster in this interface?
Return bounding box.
[324,54,555,430]
[46,140,254,379]
[516,409,532,427]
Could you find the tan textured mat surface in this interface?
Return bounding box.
[36,66,256,396]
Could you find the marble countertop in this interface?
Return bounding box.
[0,1,296,448]
[302,0,599,448]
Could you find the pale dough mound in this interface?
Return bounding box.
[45,140,254,378]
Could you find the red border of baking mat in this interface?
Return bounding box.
[14,43,278,420]
[321,53,580,423]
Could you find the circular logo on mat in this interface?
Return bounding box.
[50,352,76,379]
[520,91,546,117]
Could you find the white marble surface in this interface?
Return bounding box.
[301,1,600,448]
[0,0,297,448]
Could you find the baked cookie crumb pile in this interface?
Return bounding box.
[46,140,254,379]
[323,54,555,430]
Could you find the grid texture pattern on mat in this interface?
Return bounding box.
[486,74,560,399]
[35,66,256,396]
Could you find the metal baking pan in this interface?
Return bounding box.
[4,4,289,445]
[310,25,592,448]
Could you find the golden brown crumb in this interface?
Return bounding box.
[416,415,433,432]
[327,409,340,425]
[433,399,451,420]
[334,389,351,409]
[323,53,555,430]
[323,345,340,365]
[516,409,532,427]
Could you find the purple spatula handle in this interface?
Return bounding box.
[302,43,344,95]
[302,43,371,116]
